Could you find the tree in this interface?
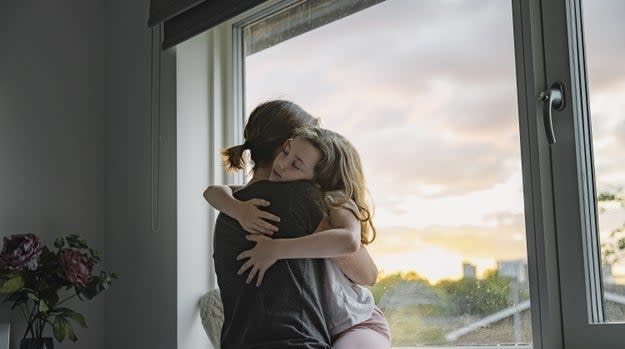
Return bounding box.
[369,271,430,304]
[436,270,513,316]
[598,189,625,265]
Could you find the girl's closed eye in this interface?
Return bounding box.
[269,136,320,182]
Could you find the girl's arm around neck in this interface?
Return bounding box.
[273,203,378,286]
[332,245,378,286]
[237,204,376,287]
[272,205,361,259]
[203,185,239,217]
[203,185,279,235]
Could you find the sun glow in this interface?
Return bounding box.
[369,246,497,283]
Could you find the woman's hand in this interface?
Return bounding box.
[236,235,279,287]
[234,199,280,235]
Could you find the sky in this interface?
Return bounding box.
[244,0,625,283]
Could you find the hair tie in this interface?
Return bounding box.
[242,140,251,150]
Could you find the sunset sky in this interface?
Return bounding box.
[244,0,625,283]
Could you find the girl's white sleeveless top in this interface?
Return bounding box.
[322,259,375,336]
[320,191,375,335]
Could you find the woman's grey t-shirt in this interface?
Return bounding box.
[213,180,332,349]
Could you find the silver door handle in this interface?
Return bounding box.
[538,82,565,144]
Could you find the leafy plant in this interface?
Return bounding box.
[0,233,117,342]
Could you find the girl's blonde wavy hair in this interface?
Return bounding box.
[291,127,376,245]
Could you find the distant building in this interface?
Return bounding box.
[603,262,615,284]
[497,259,528,282]
[463,262,477,279]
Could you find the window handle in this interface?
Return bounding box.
[538,82,565,145]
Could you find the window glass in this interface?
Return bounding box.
[243,0,533,345]
[583,0,625,323]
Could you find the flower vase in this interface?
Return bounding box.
[19,338,54,349]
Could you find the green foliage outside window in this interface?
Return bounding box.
[599,189,625,265]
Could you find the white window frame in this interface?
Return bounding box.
[201,0,624,347]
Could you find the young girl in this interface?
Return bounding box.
[205,127,391,349]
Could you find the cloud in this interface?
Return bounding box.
[351,125,519,197]
[239,0,625,273]
[245,0,625,198]
[245,0,525,198]
[583,0,625,91]
[572,1,625,192]
[369,212,528,262]
[587,83,625,190]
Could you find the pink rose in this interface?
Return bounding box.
[58,250,95,287]
[0,234,43,271]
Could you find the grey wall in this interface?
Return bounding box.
[1,0,179,348]
[104,0,178,348]
[0,0,106,348]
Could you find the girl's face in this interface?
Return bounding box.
[269,137,320,182]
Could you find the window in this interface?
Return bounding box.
[583,0,625,323]
[201,0,625,347]
[240,1,531,347]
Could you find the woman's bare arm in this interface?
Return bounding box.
[202,185,279,235]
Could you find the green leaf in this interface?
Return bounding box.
[598,192,617,201]
[52,308,87,328]
[67,311,87,328]
[65,321,78,342]
[65,234,88,250]
[54,238,65,249]
[0,276,25,293]
[88,249,101,262]
[53,317,67,342]
[38,299,49,313]
[25,291,39,302]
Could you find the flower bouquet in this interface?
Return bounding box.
[0,233,117,348]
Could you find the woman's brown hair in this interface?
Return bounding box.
[222,100,319,172]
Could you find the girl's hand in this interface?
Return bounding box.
[234,199,280,235]
[236,235,279,287]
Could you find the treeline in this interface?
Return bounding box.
[369,270,529,316]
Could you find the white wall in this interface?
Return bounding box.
[176,32,214,349]
[0,1,106,348]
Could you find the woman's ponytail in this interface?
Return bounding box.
[221,144,247,172]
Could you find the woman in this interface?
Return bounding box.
[204,101,390,348]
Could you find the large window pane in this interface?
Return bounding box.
[583,0,625,323]
[242,0,533,346]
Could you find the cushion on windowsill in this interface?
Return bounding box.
[199,288,224,349]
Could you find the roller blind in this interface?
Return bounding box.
[148,0,206,27]
[148,0,268,50]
